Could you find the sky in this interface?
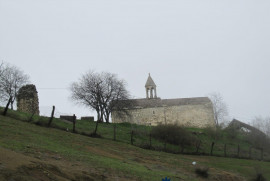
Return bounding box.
[0,0,270,123]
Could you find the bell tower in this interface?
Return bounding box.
[145,73,157,99]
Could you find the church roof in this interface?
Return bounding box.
[145,74,156,87]
[127,97,212,109]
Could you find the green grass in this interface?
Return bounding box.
[1,107,269,161]
[1,109,270,180]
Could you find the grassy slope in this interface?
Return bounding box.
[0,110,270,180]
[3,107,269,160]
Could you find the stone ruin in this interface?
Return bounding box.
[81,116,94,121]
[60,115,76,122]
[60,115,94,122]
[17,84,40,115]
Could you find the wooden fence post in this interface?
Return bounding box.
[261,148,264,161]
[131,130,134,145]
[196,140,201,154]
[72,114,76,133]
[224,144,227,157]
[249,147,252,159]
[48,105,55,127]
[149,133,152,148]
[210,142,215,156]
[180,139,185,154]
[113,125,116,141]
[237,144,240,158]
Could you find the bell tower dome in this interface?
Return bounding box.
[145,73,157,99]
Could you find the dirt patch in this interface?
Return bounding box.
[85,145,123,160]
[0,147,130,181]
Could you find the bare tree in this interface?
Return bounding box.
[0,62,5,101]
[100,73,132,123]
[70,70,130,135]
[251,116,270,137]
[0,61,4,77]
[208,92,229,127]
[0,63,30,109]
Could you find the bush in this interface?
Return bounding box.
[224,125,239,140]
[204,126,223,140]
[195,167,209,178]
[151,124,196,147]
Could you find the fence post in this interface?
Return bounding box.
[249,147,252,159]
[48,105,55,127]
[237,144,240,158]
[261,148,264,161]
[113,125,116,141]
[224,144,227,157]
[196,140,201,154]
[149,133,152,148]
[72,114,76,133]
[131,130,134,145]
[210,142,215,156]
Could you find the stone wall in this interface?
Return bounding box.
[81,116,94,121]
[60,115,76,122]
[17,84,39,115]
[112,101,215,128]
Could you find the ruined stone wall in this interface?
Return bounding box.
[17,84,39,115]
[112,102,215,128]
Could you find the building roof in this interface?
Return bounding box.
[145,74,156,87]
[128,97,212,109]
[228,119,265,136]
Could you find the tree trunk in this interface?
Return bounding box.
[3,96,12,116]
[10,101,14,110]
[93,109,102,135]
[100,108,104,122]
[93,118,99,135]
[261,148,264,161]
[224,144,227,157]
[72,114,76,133]
[105,110,110,123]
[28,111,35,122]
[48,105,55,127]
[249,147,252,159]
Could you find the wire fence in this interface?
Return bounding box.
[2,107,270,162]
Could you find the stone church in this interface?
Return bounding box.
[112,74,215,128]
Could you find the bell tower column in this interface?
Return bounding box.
[145,73,157,99]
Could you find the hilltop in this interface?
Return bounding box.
[0,109,270,180]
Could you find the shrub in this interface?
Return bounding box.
[151,124,196,146]
[195,167,209,178]
[224,125,239,140]
[204,126,219,140]
[252,173,266,181]
[252,167,266,181]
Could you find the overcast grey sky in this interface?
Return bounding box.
[0,0,270,122]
